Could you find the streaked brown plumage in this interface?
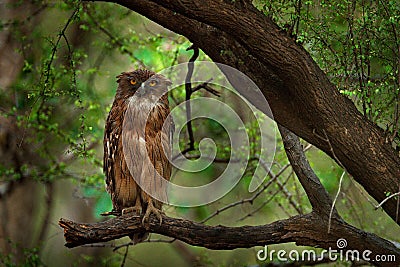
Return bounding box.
[103,69,173,243]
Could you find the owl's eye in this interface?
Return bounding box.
[149,80,157,87]
[130,80,137,85]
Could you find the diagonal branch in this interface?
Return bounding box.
[278,125,338,219]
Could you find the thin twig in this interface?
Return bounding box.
[172,154,234,163]
[397,184,400,223]
[37,182,54,249]
[316,130,348,231]
[257,155,301,214]
[183,44,199,153]
[352,180,379,207]
[0,3,51,28]
[113,241,132,252]
[200,162,290,224]
[120,244,129,267]
[237,172,293,222]
[18,3,80,149]
[328,170,346,233]
[146,237,176,243]
[315,129,346,169]
[191,78,220,97]
[275,177,302,214]
[82,3,146,68]
[375,192,400,210]
[82,243,118,248]
[379,0,400,144]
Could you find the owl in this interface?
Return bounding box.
[103,69,173,243]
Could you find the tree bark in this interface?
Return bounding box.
[59,213,399,266]
[89,0,400,224]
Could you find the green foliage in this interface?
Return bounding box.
[0,247,45,267]
[0,0,194,187]
[256,0,400,147]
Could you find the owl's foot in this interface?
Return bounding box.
[142,201,163,227]
[122,205,142,216]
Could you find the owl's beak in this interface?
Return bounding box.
[135,82,147,97]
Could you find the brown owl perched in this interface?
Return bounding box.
[103,69,173,243]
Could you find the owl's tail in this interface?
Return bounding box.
[129,202,149,244]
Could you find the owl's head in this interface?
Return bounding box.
[140,74,172,93]
[116,69,155,97]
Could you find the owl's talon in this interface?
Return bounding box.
[142,202,164,227]
[122,205,142,216]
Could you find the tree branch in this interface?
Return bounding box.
[182,45,199,153]
[59,213,399,266]
[278,125,337,219]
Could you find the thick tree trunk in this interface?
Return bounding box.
[95,0,400,224]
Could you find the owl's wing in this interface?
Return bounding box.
[104,110,115,196]
[169,115,175,157]
[132,102,172,205]
[103,103,126,203]
[151,104,173,181]
[165,113,174,181]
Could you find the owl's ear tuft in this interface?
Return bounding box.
[116,73,124,83]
